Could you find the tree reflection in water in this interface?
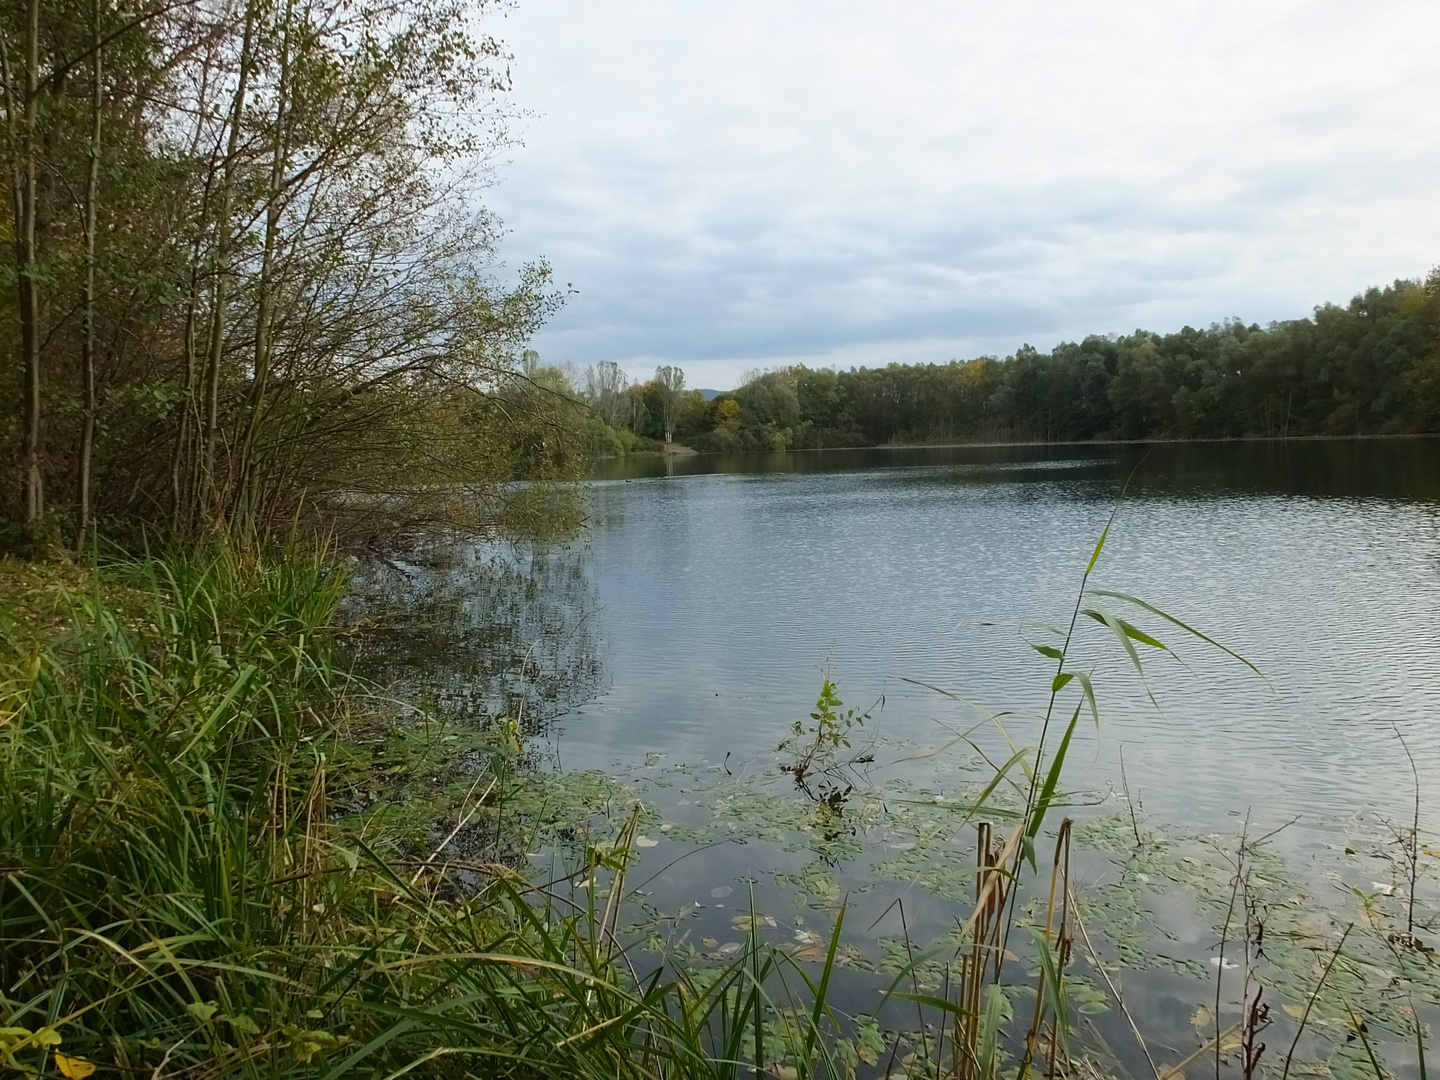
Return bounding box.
[342,541,603,764]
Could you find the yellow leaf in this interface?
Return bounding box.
[857,1046,879,1066]
[1283,1004,1307,1019]
[56,1052,97,1079]
[286,1028,346,1065]
[1191,1006,1212,1028]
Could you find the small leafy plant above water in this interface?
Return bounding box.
[779,674,874,793]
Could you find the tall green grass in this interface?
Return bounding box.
[0,549,866,1079]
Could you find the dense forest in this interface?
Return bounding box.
[0,0,584,552]
[579,275,1440,454]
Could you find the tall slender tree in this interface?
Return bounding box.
[73,0,101,549]
[655,364,685,445]
[1,0,45,528]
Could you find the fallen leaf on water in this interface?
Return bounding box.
[858,1046,879,1066]
[710,886,733,899]
[1209,957,1239,970]
[701,937,719,949]
[1370,882,1397,896]
[731,914,777,930]
[633,836,659,848]
[716,942,742,957]
[1283,1004,1307,1020]
[1191,1006,1213,1028]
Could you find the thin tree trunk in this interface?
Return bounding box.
[76,0,103,550]
[0,47,25,471]
[172,48,220,523]
[200,0,257,528]
[235,0,295,532]
[172,261,199,517]
[3,0,45,528]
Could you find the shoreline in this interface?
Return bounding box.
[715,430,1440,458]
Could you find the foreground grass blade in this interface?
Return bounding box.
[1028,705,1081,846]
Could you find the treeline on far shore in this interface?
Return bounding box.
[567,273,1440,455]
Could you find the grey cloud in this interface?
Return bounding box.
[485,0,1440,385]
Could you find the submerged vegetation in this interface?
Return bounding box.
[0,549,862,1079]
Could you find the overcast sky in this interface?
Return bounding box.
[484,0,1440,390]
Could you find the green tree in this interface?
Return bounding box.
[1,0,566,548]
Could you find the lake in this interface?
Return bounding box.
[575,439,1440,832]
[354,437,1440,1070]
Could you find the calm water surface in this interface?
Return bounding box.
[568,439,1440,841]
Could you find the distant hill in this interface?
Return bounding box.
[697,388,726,401]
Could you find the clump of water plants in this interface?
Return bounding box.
[779,675,874,803]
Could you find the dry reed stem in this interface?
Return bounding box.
[408,773,496,887]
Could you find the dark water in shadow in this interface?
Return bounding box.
[599,438,1440,502]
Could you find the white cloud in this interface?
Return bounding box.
[485,0,1440,388]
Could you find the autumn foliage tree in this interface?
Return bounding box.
[0,0,568,550]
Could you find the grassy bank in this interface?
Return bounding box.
[0,551,660,1077]
[1,549,932,1080]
